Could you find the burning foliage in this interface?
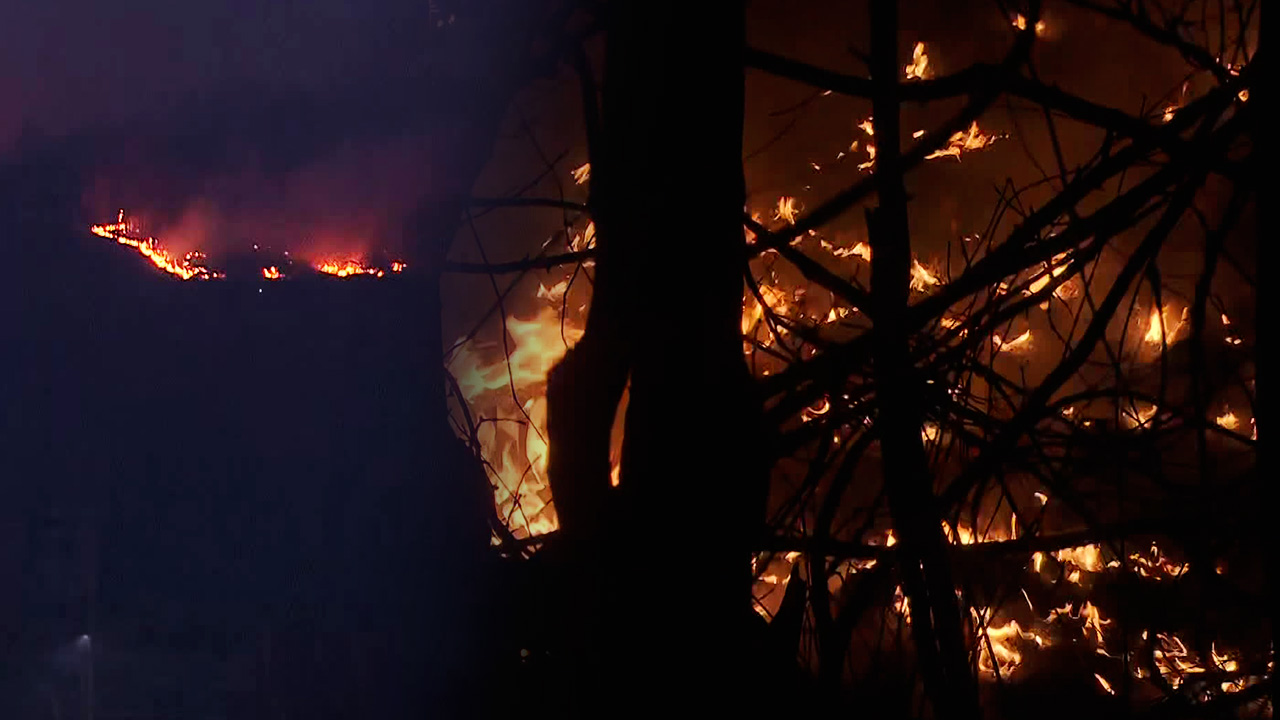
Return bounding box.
[441,0,1262,712]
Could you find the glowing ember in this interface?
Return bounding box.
[92,210,405,281]
[1053,544,1104,583]
[1215,410,1239,430]
[572,162,591,185]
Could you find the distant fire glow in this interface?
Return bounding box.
[90,210,406,281]
[90,210,216,280]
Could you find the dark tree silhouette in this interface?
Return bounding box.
[445,0,1261,717]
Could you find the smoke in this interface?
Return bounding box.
[2,0,516,263]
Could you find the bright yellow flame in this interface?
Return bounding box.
[572,162,591,185]
[925,121,1000,161]
[448,307,589,539]
[910,258,942,292]
[1012,14,1047,35]
[921,422,940,443]
[1143,305,1187,347]
[775,196,800,225]
[857,143,877,171]
[904,42,929,80]
[1053,545,1104,582]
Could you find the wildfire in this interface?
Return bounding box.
[443,29,1263,699]
[1053,543,1108,583]
[857,144,877,171]
[1143,304,1187,347]
[1025,252,1075,308]
[909,258,942,292]
[90,211,214,280]
[448,306,587,539]
[775,196,800,225]
[904,41,930,79]
[975,613,1039,676]
[992,329,1032,353]
[1123,402,1160,429]
[1054,544,1104,572]
[921,422,941,443]
[1129,542,1188,580]
[316,259,388,278]
[1012,13,1047,36]
[91,210,405,281]
[1221,313,1243,345]
[924,121,1000,161]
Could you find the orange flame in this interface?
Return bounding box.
[904,42,930,79]
[90,211,214,280]
[925,121,1000,161]
[316,259,386,278]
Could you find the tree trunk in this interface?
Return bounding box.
[546,1,765,714]
[867,1,979,717]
